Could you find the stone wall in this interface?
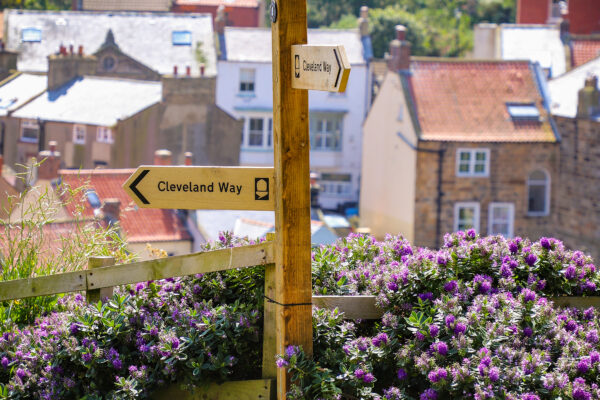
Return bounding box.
[414,141,559,248]
[555,116,600,260]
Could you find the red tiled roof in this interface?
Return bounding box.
[0,12,4,41]
[407,59,556,142]
[174,0,259,7]
[59,169,191,243]
[571,39,600,68]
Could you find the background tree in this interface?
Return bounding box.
[1,0,71,10]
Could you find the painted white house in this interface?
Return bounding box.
[215,26,372,211]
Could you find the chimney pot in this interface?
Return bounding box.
[69,44,74,55]
[78,45,83,56]
[186,65,191,76]
[154,149,172,166]
[173,65,178,76]
[200,64,205,76]
[184,152,193,166]
[49,140,57,152]
[37,147,61,181]
[101,198,121,225]
[0,155,4,174]
[396,25,407,41]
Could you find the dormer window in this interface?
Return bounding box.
[507,103,540,121]
[21,28,42,43]
[172,31,192,46]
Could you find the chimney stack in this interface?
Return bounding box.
[154,149,172,165]
[47,45,96,91]
[78,45,84,56]
[69,44,74,55]
[184,152,193,166]
[215,5,226,35]
[387,25,411,72]
[358,6,369,37]
[173,65,178,76]
[200,64,205,76]
[37,140,61,180]
[101,198,121,225]
[577,75,600,119]
[0,41,18,81]
[186,65,191,77]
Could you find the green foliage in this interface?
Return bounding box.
[0,0,71,10]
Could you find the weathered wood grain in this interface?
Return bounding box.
[87,242,274,289]
[150,379,275,400]
[551,296,600,309]
[0,271,86,302]
[312,295,382,319]
[272,1,313,398]
[86,256,115,304]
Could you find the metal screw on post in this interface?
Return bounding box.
[86,256,115,304]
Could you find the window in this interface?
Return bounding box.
[527,170,550,216]
[456,149,490,177]
[320,173,352,197]
[488,203,514,237]
[242,117,272,149]
[96,127,114,144]
[73,125,86,145]
[101,55,117,71]
[20,120,39,142]
[506,103,540,121]
[239,69,255,93]
[172,31,192,46]
[21,28,42,42]
[454,202,480,232]
[310,114,342,151]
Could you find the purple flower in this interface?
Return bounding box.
[276,358,288,368]
[488,367,499,382]
[82,353,92,363]
[445,314,455,327]
[433,341,448,356]
[573,388,592,400]
[16,368,26,380]
[584,307,595,320]
[521,394,540,400]
[1,357,8,369]
[420,388,438,400]
[540,237,552,249]
[443,280,457,293]
[415,332,425,341]
[523,327,533,337]
[586,329,598,344]
[171,337,180,349]
[466,229,476,238]
[387,281,399,292]
[566,320,578,332]
[69,323,79,335]
[112,359,122,370]
[454,322,467,334]
[363,373,375,383]
[437,255,448,266]
[354,369,365,379]
[429,325,439,338]
[565,265,577,280]
[525,253,537,266]
[577,358,591,374]
[397,368,407,380]
[285,345,297,357]
[522,288,536,303]
[508,241,519,254]
[584,281,596,292]
[590,351,600,364]
[418,292,434,302]
[372,332,388,347]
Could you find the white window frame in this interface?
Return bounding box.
[242,116,272,149]
[310,114,343,151]
[20,120,39,143]
[527,169,550,216]
[456,148,490,177]
[454,202,480,233]
[96,127,114,144]
[73,125,86,145]
[320,173,352,198]
[488,202,514,237]
[239,68,255,94]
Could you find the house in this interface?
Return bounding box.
[570,36,600,68]
[548,57,600,260]
[0,31,242,172]
[172,0,265,28]
[215,9,373,211]
[360,26,560,248]
[72,0,171,12]
[3,9,217,76]
[472,23,567,78]
[517,0,600,35]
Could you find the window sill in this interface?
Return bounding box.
[19,138,39,144]
[311,148,343,152]
[526,212,550,217]
[241,147,273,152]
[237,92,256,99]
[456,173,490,178]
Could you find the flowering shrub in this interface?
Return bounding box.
[0,231,599,399]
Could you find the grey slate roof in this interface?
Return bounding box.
[0,72,46,117]
[548,56,600,119]
[12,76,162,126]
[82,0,171,12]
[4,9,217,76]
[223,27,367,65]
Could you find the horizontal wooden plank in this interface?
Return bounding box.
[0,271,86,302]
[312,295,382,319]
[150,379,274,400]
[87,242,274,290]
[551,296,600,309]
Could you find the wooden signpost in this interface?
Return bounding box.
[123,1,349,397]
[291,45,351,92]
[123,166,274,211]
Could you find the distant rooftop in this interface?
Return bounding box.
[175,0,260,7]
[0,72,46,117]
[548,56,600,119]
[222,27,367,65]
[12,76,161,126]
[407,59,556,142]
[81,0,171,11]
[571,38,600,68]
[4,9,217,76]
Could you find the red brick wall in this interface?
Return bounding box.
[567,0,600,34]
[517,0,550,24]
[172,4,260,27]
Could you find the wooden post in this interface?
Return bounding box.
[262,232,277,379]
[86,256,115,304]
[271,1,313,398]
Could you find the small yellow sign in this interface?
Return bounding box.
[123,166,275,211]
[291,45,351,92]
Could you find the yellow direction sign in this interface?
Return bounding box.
[123,166,274,211]
[291,44,351,92]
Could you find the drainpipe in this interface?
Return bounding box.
[396,131,445,247]
[37,118,46,153]
[0,120,5,156]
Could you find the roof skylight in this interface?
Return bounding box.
[172,31,192,46]
[21,28,42,43]
[506,103,540,121]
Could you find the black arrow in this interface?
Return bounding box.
[130,169,150,205]
[333,48,341,88]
